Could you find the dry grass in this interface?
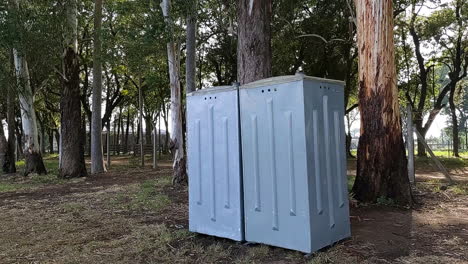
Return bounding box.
[0,156,467,263]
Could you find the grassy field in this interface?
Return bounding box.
[0,155,467,263]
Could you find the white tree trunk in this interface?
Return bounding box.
[161,0,187,184]
[13,51,39,153]
[13,49,47,175]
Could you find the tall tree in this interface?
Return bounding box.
[0,121,7,171]
[186,0,197,93]
[237,0,272,85]
[352,0,412,204]
[59,0,87,178]
[446,0,467,157]
[161,0,187,184]
[4,77,17,174]
[11,0,47,176]
[91,0,106,174]
[405,0,467,157]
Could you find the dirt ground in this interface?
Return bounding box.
[0,157,467,264]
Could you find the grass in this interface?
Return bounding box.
[134,179,171,211]
[0,182,25,192]
[449,184,468,195]
[108,178,172,212]
[349,150,468,171]
[0,156,69,193]
[431,150,468,158]
[308,245,363,264]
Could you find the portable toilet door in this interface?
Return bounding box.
[186,85,244,241]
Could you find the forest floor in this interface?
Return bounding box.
[0,155,467,264]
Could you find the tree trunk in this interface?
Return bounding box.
[112,118,117,155]
[138,81,144,166]
[449,85,460,157]
[13,50,47,176]
[145,116,153,145]
[158,112,162,157]
[345,115,354,158]
[161,0,187,184]
[4,70,16,174]
[125,109,130,154]
[186,0,197,93]
[59,0,87,178]
[414,120,427,157]
[91,0,106,174]
[39,118,46,155]
[162,104,169,153]
[14,120,22,160]
[136,120,140,145]
[352,0,412,205]
[0,125,7,173]
[48,129,54,154]
[54,129,60,154]
[116,109,122,155]
[237,0,272,85]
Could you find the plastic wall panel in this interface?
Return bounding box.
[240,76,350,253]
[303,81,351,252]
[187,86,244,241]
[240,80,312,252]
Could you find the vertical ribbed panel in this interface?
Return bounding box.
[267,99,279,231]
[196,119,202,205]
[239,77,351,252]
[323,96,335,228]
[286,111,296,216]
[223,117,231,209]
[334,111,345,208]
[188,86,243,241]
[312,110,323,215]
[208,105,216,222]
[251,115,261,212]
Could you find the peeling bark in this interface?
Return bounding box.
[161,0,187,184]
[352,0,412,205]
[13,51,47,176]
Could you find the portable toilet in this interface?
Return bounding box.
[239,74,351,253]
[186,84,244,241]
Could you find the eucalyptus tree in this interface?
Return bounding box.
[10,0,47,175]
[186,0,197,93]
[0,45,16,173]
[91,0,106,174]
[403,0,467,157]
[237,0,272,85]
[352,0,412,204]
[443,0,467,157]
[161,0,187,184]
[58,0,87,178]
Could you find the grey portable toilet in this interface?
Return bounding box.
[187,85,244,241]
[239,74,350,253]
